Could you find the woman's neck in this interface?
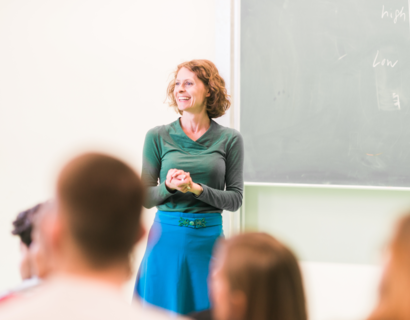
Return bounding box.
[180,111,211,134]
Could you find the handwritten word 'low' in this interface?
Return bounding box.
[381,5,406,23]
[373,51,398,68]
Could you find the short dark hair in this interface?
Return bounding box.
[216,233,307,320]
[11,204,43,247]
[57,153,145,268]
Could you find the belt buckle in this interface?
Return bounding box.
[179,217,207,228]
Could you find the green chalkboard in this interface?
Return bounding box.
[241,0,410,187]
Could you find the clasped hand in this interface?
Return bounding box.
[165,169,203,196]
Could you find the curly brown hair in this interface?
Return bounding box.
[166,59,231,119]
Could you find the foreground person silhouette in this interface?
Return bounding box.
[0,153,173,320]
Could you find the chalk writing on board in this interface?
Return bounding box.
[381,5,406,23]
[392,93,401,109]
[373,50,398,67]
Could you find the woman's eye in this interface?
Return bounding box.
[175,82,180,86]
[186,82,193,86]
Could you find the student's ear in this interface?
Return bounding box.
[47,212,63,251]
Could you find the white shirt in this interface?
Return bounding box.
[0,275,180,320]
[0,277,42,302]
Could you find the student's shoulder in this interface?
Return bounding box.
[0,293,40,320]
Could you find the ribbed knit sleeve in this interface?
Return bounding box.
[194,132,244,211]
[141,129,175,209]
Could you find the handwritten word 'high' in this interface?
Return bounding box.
[381,6,406,23]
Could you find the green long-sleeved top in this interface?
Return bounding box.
[142,118,244,213]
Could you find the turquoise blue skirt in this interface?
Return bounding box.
[134,211,223,315]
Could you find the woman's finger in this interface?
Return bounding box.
[172,170,186,179]
[167,169,176,179]
[182,173,193,191]
[183,173,193,185]
[174,179,188,187]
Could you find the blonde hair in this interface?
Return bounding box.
[166,59,230,118]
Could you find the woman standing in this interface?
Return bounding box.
[134,60,243,315]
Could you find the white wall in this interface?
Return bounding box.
[0,0,216,292]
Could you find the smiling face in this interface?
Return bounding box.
[173,67,210,114]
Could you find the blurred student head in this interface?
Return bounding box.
[210,232,307,320]
[369,213,410,320]
[51,152,145,283]
[11,204,43,280]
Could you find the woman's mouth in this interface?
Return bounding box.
[178,96,191,102]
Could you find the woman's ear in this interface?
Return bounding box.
[206,86,211,97]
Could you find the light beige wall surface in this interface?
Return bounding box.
[0,0,216,292]
[244,185,410,264]
[244,185,410,320]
